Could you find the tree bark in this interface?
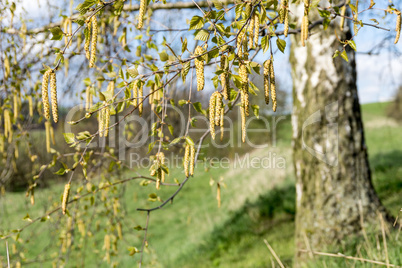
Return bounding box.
[289,1,389,262]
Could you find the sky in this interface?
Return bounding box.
[13,0,402,104]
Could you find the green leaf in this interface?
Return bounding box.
[49,27,64,41]
[251,105,259,119]
[192,102,203,114]
[194,29,209,41]
[212,0,223,10]
[347,40,357,51]
[168,124,174,136]
[182,38,188,53]
[63,133,75,144]
[276,38,286,53]
[170,137,182,145]
[340,50,349,62]
[261,36,270,53]
[159,51,168,61]
[189,16,204,30]
[178,99,187,106]
[185,136,194,146]
[127,68,139,78]
[54,168,66,175]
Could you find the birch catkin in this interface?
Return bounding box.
[194,46,205,91]
[62,183,71,215]
[340,0,349,31]
[184,144,190,177]
[50,71,58,123]
[269,57,277,112]
[89,16,98,68]
[28,95,33,117]
[132,81,138,107]
[248,13,255,49]
[138,0,146,29]
[104,104,110,137]
[220,108,224,141]
[45,121,51,153]
[254,12,260,47]
[209,92,217,140]
[239,62,249,117]
[240,106,246,143]
[189,144,195,176]
[138,81,143,116]
[220,55,229,100]
[215,92,223,126]
[98,108,104,137]
[264,59,271,105]
[395,10,401,44]
[42,70,51,120]
[85,20,91,59]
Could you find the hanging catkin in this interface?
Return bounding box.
[189,144,195,176]
[99,106,105,137]
[50,71,58,123]
[209,92,217,140]
[340,0,349,31]
[248,13,255,49]
[220,55,229,100]
[62,183,71,215]
[28,95,33,117]
[89,16,98,68]
[395,10,401,44]
[84,20,91,59]
[215,92,223,126]
[194,46,205,91]
[220,108,224,141]
[264,59,271,105]
[138,0,146,29]
[269,56,277,112]
[132,81,138,107]
[45,120,51,153]
[139,81,143,116]
[13,93,19,121]
[254,12,260,47]
[184,144,190,177]
[42,69,51,120]
[239,62,249,117]
[240,106,246,143]
[104,104,110,137]
[284,8,289,37]
[85,86,92,110]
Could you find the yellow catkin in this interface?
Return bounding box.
[248,13,255,49]
[28,95,33,117]
[209,92,217,140]
[270,57,277,112]
[62,183,71,215]
[340,0,349,31]
[303,14,309,42]
[64,19,69,47]
[139,81,143,116]
[220,55,229,100]
[99,106,104,137]
[189,144,195,176]
[184,144,190,177]
[254,12,260,47]
[85,20,91,59]
[395,10,401,44]
[215,92,223,126]
[13,93,19,121]
[264,60,271,105]
[194,46,205,91]
[42,70,51,120]
[132,81,138,107]
[30,189,34,205]
[50,71,58,123]
[89,16,98,68]
[239,62,249,116]
[237,30,248,58]
[220,108,224,141]
[240,106,246,143]
[45,121,51,153]
[138,0,146,29]
[158,151,165,184]
[284,9,289,37]
[5,109,12,142]
[0,134,4,153]
[104,234,111,251]
[77,32,82,52]
[104,104,110,137]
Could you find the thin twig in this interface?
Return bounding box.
[263,239,285,268]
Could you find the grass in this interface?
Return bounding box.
[0,102,401,267]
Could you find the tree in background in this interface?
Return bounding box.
[0,0,401,266]
[290,0,394,261]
